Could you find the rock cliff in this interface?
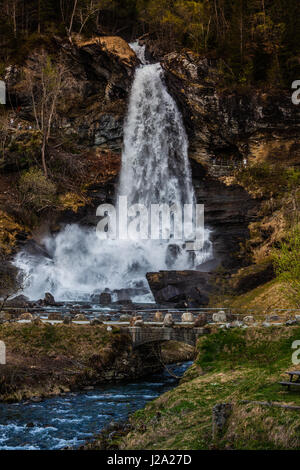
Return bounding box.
[1,38,299,305]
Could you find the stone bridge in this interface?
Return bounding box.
[121,326,207,348]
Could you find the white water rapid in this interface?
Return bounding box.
[14,43,212,302]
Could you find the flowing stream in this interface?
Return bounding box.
[14,43,212,301]
[0,362,191,450]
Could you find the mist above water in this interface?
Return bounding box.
[14,44,212,301]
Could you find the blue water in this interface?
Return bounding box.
[0,362,191,450]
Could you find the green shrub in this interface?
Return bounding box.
[236,163,300,198]
[273,226,300,306]
[19,167,57,211]
[8,130,42,167]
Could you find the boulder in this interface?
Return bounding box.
[6,295,30,308]
[20,312,33,320]
[130,315,142,326]
[43,292,56,306]
[74,314,88,321]
[134,319,144,327]
[0,311,13,321]
[146,271,212,307]
[113,287,149,302]
[212,403,233,439]
[230,320,244,328]
[163,313,174,327]
[99,292,112,305]
[154,311,164,322]
[295,315,300,323]
[212,311,227,323]
[265,314,280,322]
[286,319,297,326]
[243,315,254,324]
[32,318,43,325]
[97,314,109,321]
[90,319,103,326]
[194,313,207,327]
[63,316,72,325]
[181,312,194,322]
[119,314,131,322]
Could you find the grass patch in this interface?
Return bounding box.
[119,326,300,450]
[216,279,296,312]
[0,323,113,359]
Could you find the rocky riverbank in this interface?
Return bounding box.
[0,323,194,403]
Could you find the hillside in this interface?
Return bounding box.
[115,326,300,450]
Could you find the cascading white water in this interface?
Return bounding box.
[14,44,212,302]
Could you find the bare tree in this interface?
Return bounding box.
[24,52,69,177]
[77,0,107,34]
[2,0,20,38]
[60,0,111,38]
[68,0,78,37]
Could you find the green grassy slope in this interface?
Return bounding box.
[119,326,300,450]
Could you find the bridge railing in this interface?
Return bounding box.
[2,303,300,325]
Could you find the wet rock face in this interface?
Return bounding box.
[162,51,300,172]
[195,177,257,270]
[94,114,124,146]
[162,51,300,271]
[6,36,138,152]
[99,292,112,305]
[78,36,139,92]
[146,271,212,307]
[62,37,138,148]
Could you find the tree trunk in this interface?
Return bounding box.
[68,0,78,37]
[41,134,48,178]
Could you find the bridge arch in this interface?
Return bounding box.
[121,326,206,349]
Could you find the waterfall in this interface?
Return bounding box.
[14,44,212,302]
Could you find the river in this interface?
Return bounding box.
[0,362,191,450]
